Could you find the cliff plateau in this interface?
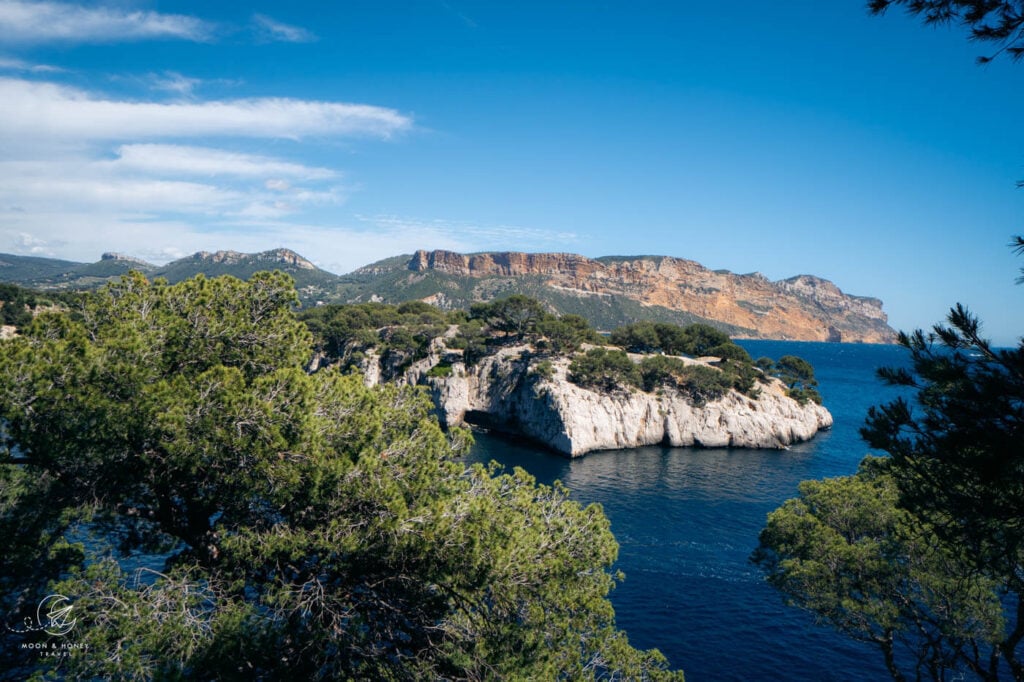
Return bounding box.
[396,250,894,343]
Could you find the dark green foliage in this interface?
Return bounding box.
[609,321,763,399]
[639,356,733,405]
[470,294,548,338]
[678,365,733,405]
[754,457,1004,682]
[302,301,409,354]
[0,283,80,330]
[868,0,1024,62]
[682,323,734,356]
[536,313,603,354]
[0,272,683,681]
[719,359,762,397]
[770,354,822,405]
[0,283,38,328]
[531,359,555,380]
[300,301,448,375]
[638,354,692,391]
[568,348,642,391]
[758,299,1024,680]
[463,295,603,358]
[448,318,489,366]
[859,304,1024,678]
[610,320,742,358]
[426,361,454,378]
[707,342,752,363]
[610,320,663,353]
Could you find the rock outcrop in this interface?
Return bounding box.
[405,250,894,343]
[100,252,154,268]
[358,343,833,457]
[190,248,317,270]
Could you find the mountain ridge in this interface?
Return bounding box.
[0,247,897,343]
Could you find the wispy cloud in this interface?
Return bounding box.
[0,160,245,213]
[0,0,214,44]
[0,55,63,72]
[439,1,478,29]
[361,215,578,248]
[0,77,413,141]
[110,144,338,180]
[251,14,317,43]
[147,71,203,98]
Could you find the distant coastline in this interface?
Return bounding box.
[0,247,898,344]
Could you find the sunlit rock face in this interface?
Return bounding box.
[366,343,833,458]
[408,249,895,344]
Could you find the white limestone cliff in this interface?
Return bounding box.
[412,345,833,457]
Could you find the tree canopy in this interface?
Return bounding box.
[860,307,1024,676]
[868,0,1024,62]
[0,272,682,680]
[609,321,737,357]
[756,8,1024,676]
[754,457,1004,682]
[757,310,1024,680]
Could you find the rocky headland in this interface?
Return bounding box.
[348,339,833,458]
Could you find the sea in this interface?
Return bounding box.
[464,340,916,681]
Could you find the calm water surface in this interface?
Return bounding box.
[465,341,914,681]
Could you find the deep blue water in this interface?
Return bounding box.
[465,341,915,681]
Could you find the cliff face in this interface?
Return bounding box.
[407,250,894,343]
[357,343,832,457]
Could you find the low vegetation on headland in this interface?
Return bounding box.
[300,292,822,407]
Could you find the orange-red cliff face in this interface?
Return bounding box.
[408,250,895,343]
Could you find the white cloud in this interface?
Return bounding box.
[0,158,243,212]
[147,71,202,98]
[0,55,63,72]
[110,144,338,180]
[252,14,317,43]
[0,78,412,142]
[0,151,344,222]
[0,0,214,44]
[12,230,55,255]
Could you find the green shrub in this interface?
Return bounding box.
[426,362,454,378]
[531,359,555,380]
[609,321,742,358]
[676,365,733,406]
[720,360,761,397]
[568,348,641,392]
[707,342,752,363]
[536,314,601,354]
[772,355,821,404]
[638,355,691,392]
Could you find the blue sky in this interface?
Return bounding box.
[0,1,1022,344]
